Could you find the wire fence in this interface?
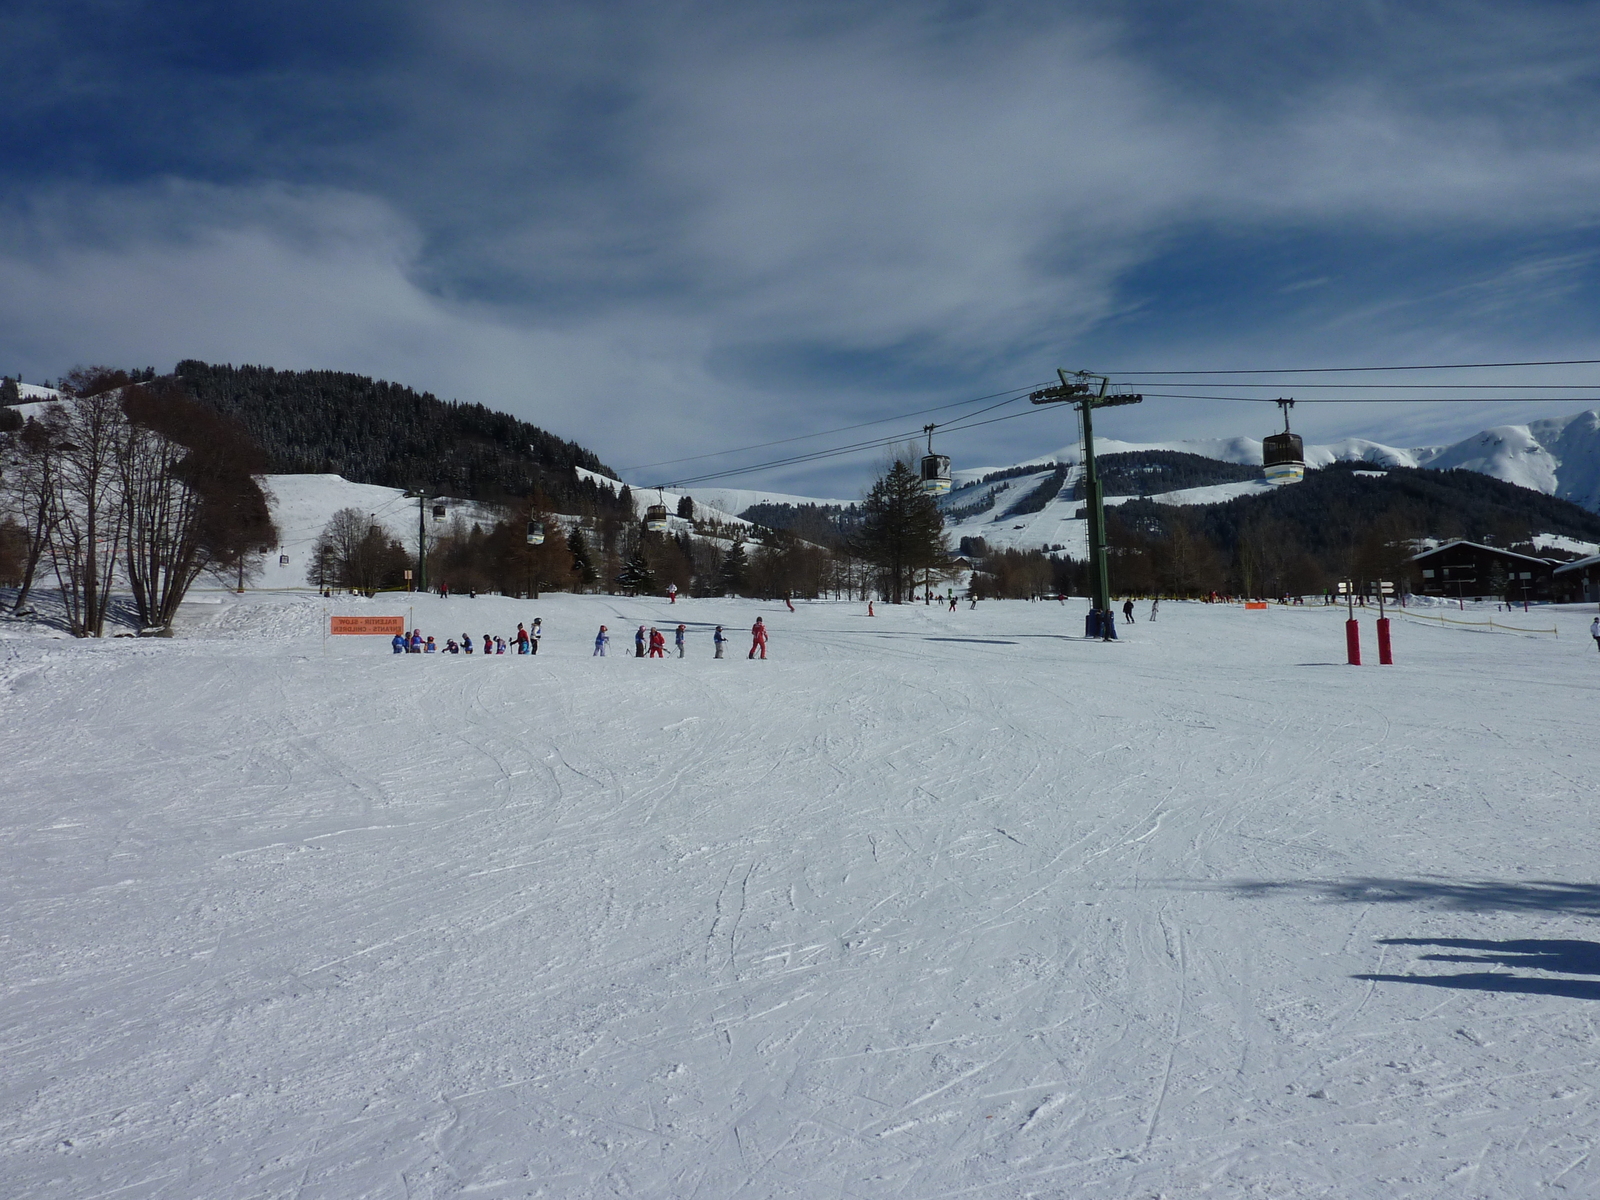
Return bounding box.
[1397,609,1558,637]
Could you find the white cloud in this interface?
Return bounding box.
[7,4,1600,490]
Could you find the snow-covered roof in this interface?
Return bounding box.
[1553,553,1600,575]
[1408,540,1554,567]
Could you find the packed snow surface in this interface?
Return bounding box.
[4,592,1600,1198]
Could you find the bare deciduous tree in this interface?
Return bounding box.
[1,406,70,612]
[47,373,132,636]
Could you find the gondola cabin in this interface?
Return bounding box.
[1263,432,1305,484]
[431,503,447,521]
[526,520,545,545]
[1263,398,1305,485]
[919,424,951,495]
[644,503,670,533]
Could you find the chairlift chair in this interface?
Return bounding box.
[920,424,951,496]
[1263,399,1305,485]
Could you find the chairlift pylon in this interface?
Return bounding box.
[920,424,951,496]
[1263,398,1305,485]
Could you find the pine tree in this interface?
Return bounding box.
[565,528,597,589]
[676,494,694,519]
[718,541,748,596]
[853,460,947,603]
[615,550,656,594]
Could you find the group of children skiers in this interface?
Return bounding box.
[391,619,544,655]
[592,617,767,659]
[390,615,773,659]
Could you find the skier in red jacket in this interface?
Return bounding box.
[648,627,667,657]
[749,617,768,659]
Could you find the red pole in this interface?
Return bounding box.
[1346,619,1362,665]
[1376,617,1392,665]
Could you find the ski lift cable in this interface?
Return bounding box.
[1114,381,1600,389]
[1102,357,1600,375]
[656,405,1056,488]
[1139,391,1600,404]
[617,382,1050,473]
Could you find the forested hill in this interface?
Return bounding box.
[174,361,623,512]
[1113,460,1600,559]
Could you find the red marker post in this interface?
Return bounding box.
[1375,579,1394,665]
[1339,580,1361,665]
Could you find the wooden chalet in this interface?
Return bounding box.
[1553,554,1600,604]
[1408,540,1556,603]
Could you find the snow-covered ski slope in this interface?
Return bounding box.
[4,591,1600,1198]
[259,475,505,587]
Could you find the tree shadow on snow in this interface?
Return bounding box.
[1219,877,1600,919]
[1356,936,1600,999]
[1354,971,1600,1000]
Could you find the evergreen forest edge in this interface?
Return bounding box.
[6,363,1600,619]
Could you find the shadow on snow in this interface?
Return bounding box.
[1216,876,1600,919]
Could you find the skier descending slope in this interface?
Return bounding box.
[749,617,768,660]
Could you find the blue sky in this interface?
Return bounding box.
[5,1,1600,497]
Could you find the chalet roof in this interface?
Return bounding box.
[1553,553,1600,576]
[1408,540,1554,568]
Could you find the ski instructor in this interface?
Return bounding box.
[749,617,768,660]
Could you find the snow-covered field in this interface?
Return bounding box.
[3,592,1600,1198]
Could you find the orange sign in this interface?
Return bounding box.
[1244,601,1268,611]
[330,616,406,636]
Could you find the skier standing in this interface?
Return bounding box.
[392,633,406,654]
[635,626,647,657]
[516,623,529,654]
[667,582,678,605]
[1122,598,1135,624]
[675,623,687,657]
[1591,615,1600,653]
[648,627,666,658]
[462,634,473,655]
[713,625,725,658]
[593,625,610,656]
[749,616,768,660]
[530,617,542,655]
[1150,598,1159,622]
